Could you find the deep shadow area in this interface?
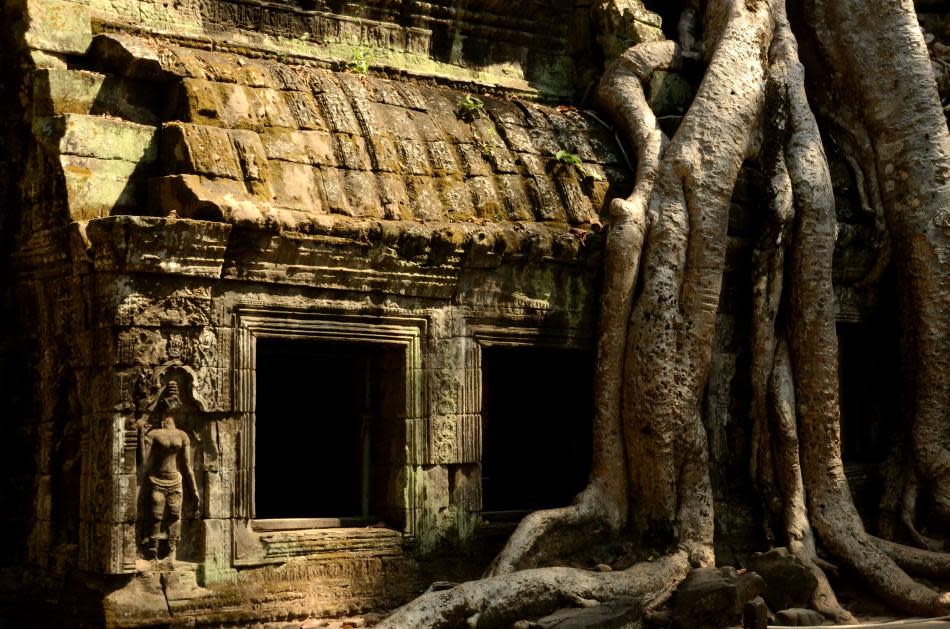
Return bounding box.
[481,346,593,514]
[255,338,405,525]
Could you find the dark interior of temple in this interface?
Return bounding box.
[480,346,593,515]
[254,338,405,525]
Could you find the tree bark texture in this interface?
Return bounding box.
[379,0,950,624]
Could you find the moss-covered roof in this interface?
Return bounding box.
[34,33,632,235]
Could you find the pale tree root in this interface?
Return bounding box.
[486,40,672,579]
[769,339,855,623]
[485,487,617,577]
[804,0,950,538]
[750,6,853,622]
[748,0,950,616]
[393,0,950,623]
[781,0,950,611]
[377,552,689,629]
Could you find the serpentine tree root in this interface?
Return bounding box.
[378,1,950,625]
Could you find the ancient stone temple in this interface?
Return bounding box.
[1,0,945,626]
[0,0,639,624]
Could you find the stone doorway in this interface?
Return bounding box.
[480,346,593,517]
[254,338,406,529]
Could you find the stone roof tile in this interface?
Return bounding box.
[70,34,633,232]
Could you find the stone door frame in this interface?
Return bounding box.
[232,307,426,537]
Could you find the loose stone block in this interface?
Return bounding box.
[148,174,263,223]
[33,68,159,125]
[161,122,242,179]
[332,133,373,170]
[60,155,141,219]
[341,170,383,218]
[267,161,322,212]
[35,114,157,163]
[23,0,92,54]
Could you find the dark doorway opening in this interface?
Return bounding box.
[254,338,405,527]
[837,290,902,519]
[481,346,593,515]
[838,320,900,465]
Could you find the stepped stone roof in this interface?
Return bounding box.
[35,33,632,242]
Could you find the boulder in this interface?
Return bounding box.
[671,566,765,629]
[747,548,819,611]
[774,607,827,626]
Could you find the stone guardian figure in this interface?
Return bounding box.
[138,381,200,560]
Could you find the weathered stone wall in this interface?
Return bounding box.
[0,0,633,625]
[0,0,928,626]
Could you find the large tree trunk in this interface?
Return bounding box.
[803,0,950,533]
[378,1,950,624]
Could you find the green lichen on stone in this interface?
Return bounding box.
[648,71,694,116]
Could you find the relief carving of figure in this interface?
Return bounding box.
[137,381,200,560]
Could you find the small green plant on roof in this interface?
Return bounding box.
[555,149,604,181]
[472,128,495,159]
[456,94,485,122]
[348,46,372,74]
